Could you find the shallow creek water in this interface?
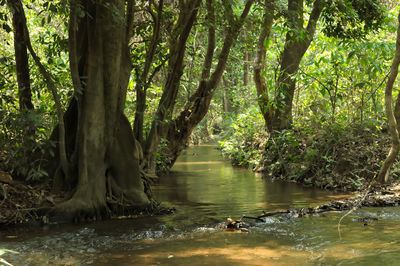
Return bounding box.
[2,144,400,265]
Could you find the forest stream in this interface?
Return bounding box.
[2,144,400,265]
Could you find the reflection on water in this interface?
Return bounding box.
[1,144,400,265]
[156,144,350,222]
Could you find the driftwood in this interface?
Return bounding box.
[240,186,400,223]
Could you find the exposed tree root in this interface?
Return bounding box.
[47,197,110,224]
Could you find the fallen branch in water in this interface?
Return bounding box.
[237,185,400,225]
[337,185,373,240]
[240,215,265,222]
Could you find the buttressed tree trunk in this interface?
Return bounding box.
[163,0,254,169]
[272,0,324,131]
[377,11,400,184]
[50,0,150,221]
[7,0,33,110]
[254,0,275,133]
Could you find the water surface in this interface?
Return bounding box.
[1,144,400,265]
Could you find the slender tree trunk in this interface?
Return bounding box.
[162,0,254,169]
[7,0,72,183]
[244,55,249,86]
[133,0,163,144]
[7,0,34,110]
[377,11,400,183]
[243,43,249,86]
[254,0,275,133]
[134,88,146,144]
[272,0,324,131]
[222,77,230,114]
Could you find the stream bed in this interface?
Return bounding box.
[1,144,400,265]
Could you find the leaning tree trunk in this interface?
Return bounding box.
[50,0,150,221]
[7,0,34,110]
[133,0,163,144]
[377,11,400,184]
[143,1,202,173]
[162,0,254,170]
[272,0,324,131]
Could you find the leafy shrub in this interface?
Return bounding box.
[155,138,174,175]
[220,106,266,169]
[262,123,393,191]
[0,109,55,181]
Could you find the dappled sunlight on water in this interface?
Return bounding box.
[2,144,400,265]
[133,245,306,265]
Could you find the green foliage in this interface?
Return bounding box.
[321,0,386,39]
[0,0,70,182]
[0,0,397,188]
[294,26,393,128]
[220,106,266,168]
[155,138,174,175]
[0,109,54,181]
[262,124,391,191]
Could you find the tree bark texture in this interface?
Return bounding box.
[133,0,164,144]
[7,0,33,110]
[144,0,202,172]
[254,0,275,133]
[222,76,233,114]
[243,49,250,87]
[49,0,150,220]
[377,11,400,183]
[272,0,324,131]
[162,0,254,169]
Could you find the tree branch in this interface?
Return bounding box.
[305,0,324,42]
[201,0,216,81]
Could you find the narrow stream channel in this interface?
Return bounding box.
[1,144,400,265]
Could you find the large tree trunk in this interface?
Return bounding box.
[377,11,400,183]
[50,0,150,221]
[7,0,33,110]
[162,0,254,169]
[272,0,324,131]
[254,0,275,133]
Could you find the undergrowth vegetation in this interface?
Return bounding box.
[262,124,398,191]
[220,106,266,169]
[220,119,399,191]
[0,109,55,181]
[216,2,400,191]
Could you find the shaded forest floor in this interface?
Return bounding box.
[0,170,173,227]
[0,171,55,225]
